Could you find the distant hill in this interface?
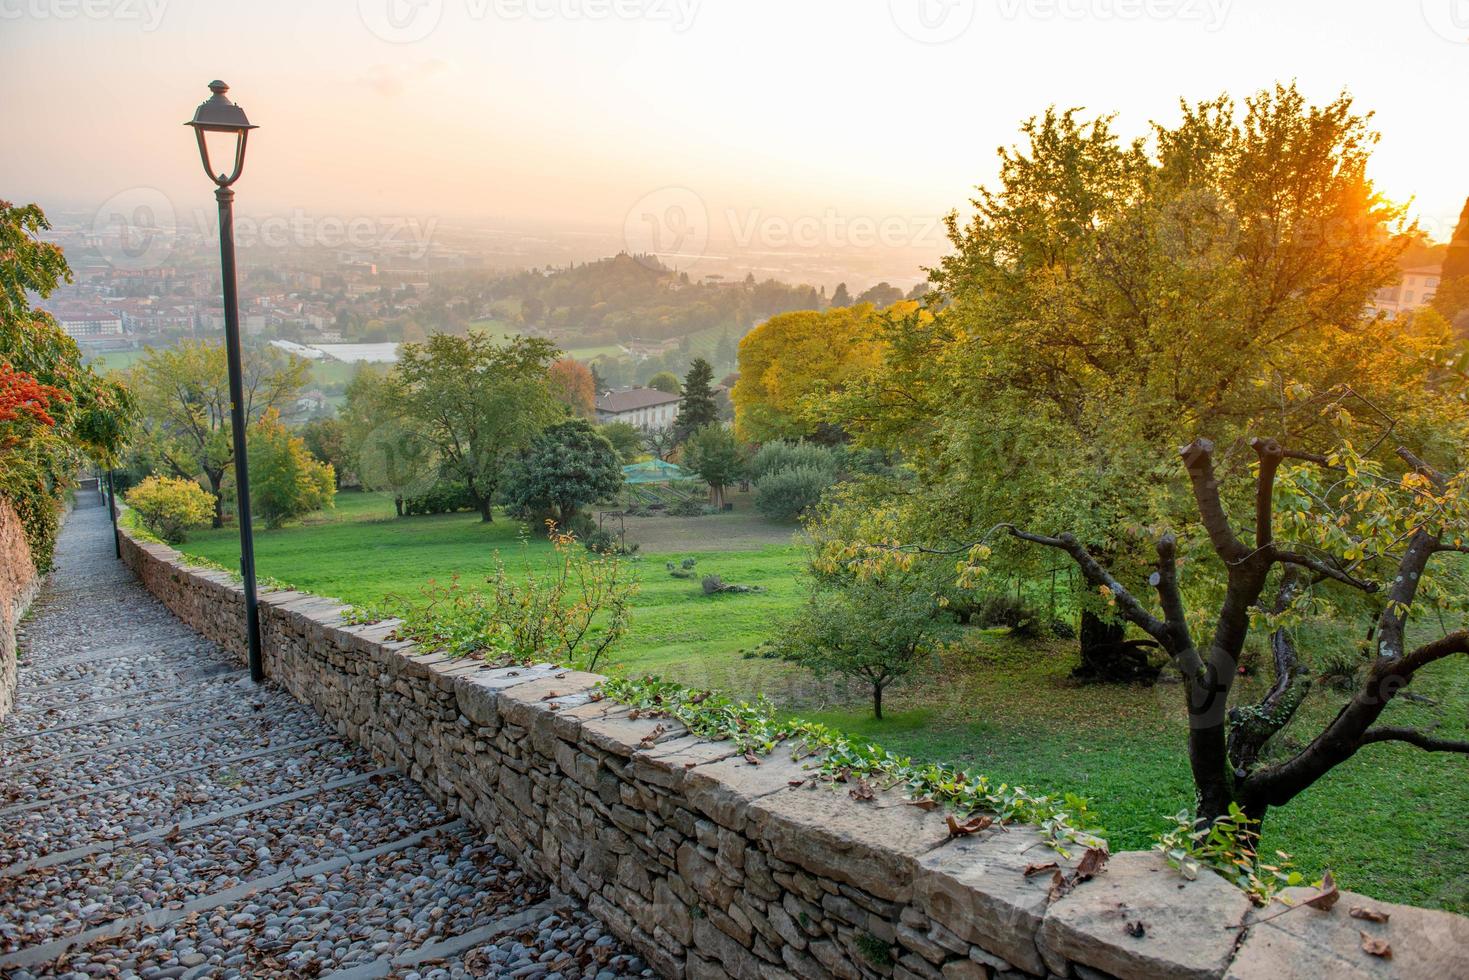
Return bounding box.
[476,253,824,349]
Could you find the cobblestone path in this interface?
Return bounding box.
[1,499,648,980]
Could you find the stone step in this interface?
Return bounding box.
[1,770,450,953]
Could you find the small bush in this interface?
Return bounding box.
[584,527,639,555]
[748,441,842,483]
[403,482,477,516]
[973,593,1041,631]
[126,476,216,544]
[1317,646,1367,692]
[669,495,716,517]
[754,464,833,521]
[668,557,698,578]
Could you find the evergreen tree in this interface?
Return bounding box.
[829,282,852,307]
[675,358,719,441]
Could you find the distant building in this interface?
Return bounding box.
[596,387,681,431]
[57,314,124,339]
[1374,265,1441,318]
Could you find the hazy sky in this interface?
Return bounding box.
[3,0,1466,250]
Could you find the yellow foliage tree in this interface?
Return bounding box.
[732,302,911,442]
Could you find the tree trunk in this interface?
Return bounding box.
[872,683,884,720]
[1075,610,1162,684]
[478,496,494,523]
[207,472,225,528]
[393,495,404,517]
[710,484,724,508]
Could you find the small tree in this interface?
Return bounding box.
[598,421,643,463]
[682,424,744,507]
[299,417,350,488]
[675,357,719,441]
[247,409,335,529]
[126,475,216,544]
[502,419,623,532]
[549,358,596,418]
[647,371,680,394]
[754,464,835,521]
[782,575,955,719]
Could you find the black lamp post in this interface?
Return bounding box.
[106,468,120,560]
[186,80,264,683]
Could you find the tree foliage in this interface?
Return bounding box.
[675,357,719,441]
[549,357,596,418]
[779,572,956,719]
[502,419,623,531]
[247,408,335,529]
[0,201,134,567]
[681,424,744,507]
[732,303,907,442]
[129,341,308,526]
[395,333,563,521]
[125,475,216,544]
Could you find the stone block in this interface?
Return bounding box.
[1039,850,1252,980]
[1226,885,1469,979]
[683,750,815,834]
[913,825,1082,975]
[748,783,952,903]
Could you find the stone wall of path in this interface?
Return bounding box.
[118,524,1469,980]
[0,499,42,721]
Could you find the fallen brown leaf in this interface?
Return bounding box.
[1074,847,1109,881]
[1349,906,1390,924]
[1303,871,1340,912]
[1023,861,1059,877]
[743,751,761,765]
[946,814,994,837]
[849,779,875,802]
[1359,931,1392,958]
[1047,868,1072,902]
[906,798,940,811]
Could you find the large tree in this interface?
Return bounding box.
[129,341,307,527]
[829,85,1439,677]
[1005,436,1469,828]
[395,333,562,522]
[732,303,904,443]
[674,357,719,441]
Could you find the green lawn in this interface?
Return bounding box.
[179,491,1469,911]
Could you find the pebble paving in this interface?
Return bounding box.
[1,500,651,980]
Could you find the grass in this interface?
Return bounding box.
[180,490,1469,911]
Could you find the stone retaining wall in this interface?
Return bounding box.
[117,524,1469,980]
[0,499,41,720]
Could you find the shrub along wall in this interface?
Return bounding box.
[0,499,42,720]
[117,523,1469,980]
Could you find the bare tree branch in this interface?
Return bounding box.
[1359,727,1469,755]
[1272,549,1378,592]
[1250,436,1284,549]
[1003,526,1169,642]
[1180,438,1248,563]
